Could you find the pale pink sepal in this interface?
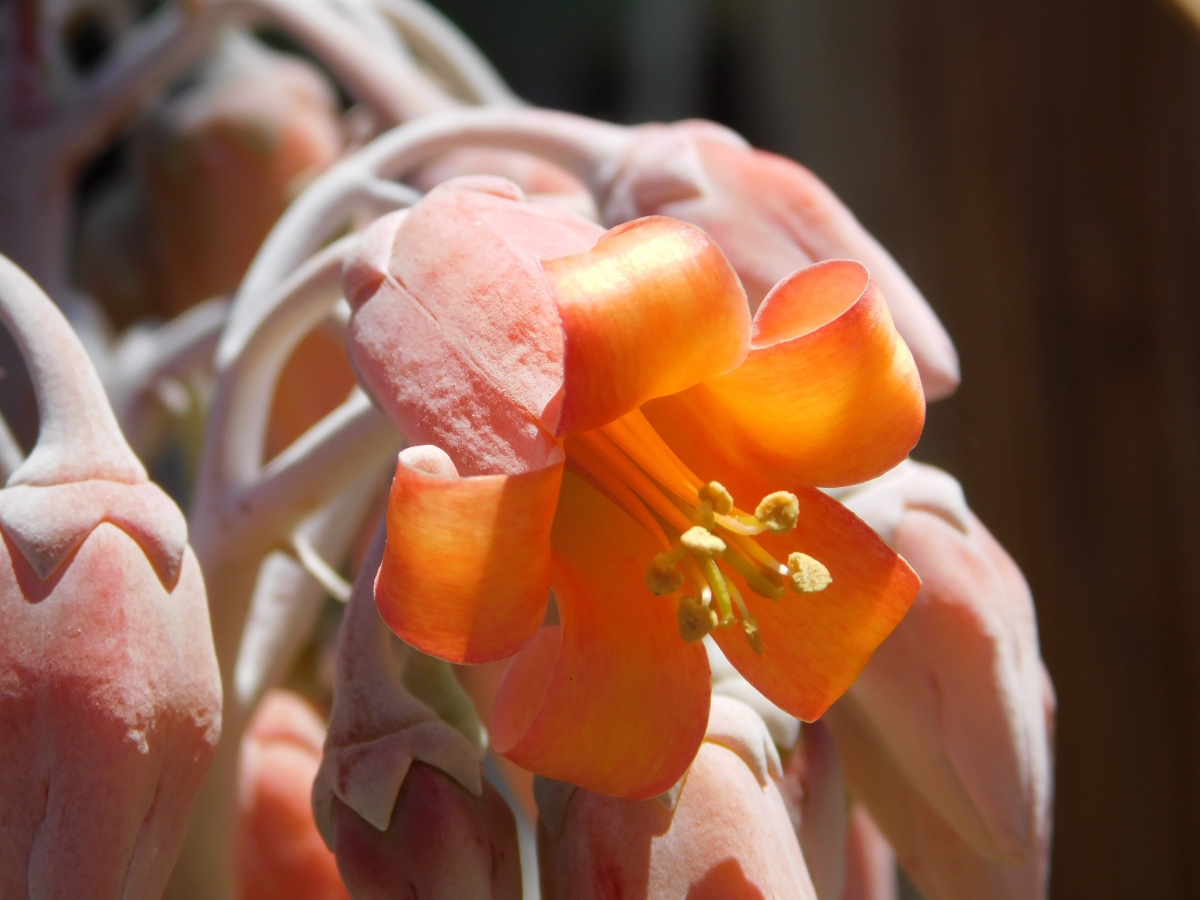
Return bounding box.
[0,480,187,585]
[842,804,898,900]
[779,722,848,900]
[538,696,818,900]
[829,460,1054,899]
[312,518,520,899]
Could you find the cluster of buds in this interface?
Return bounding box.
[0,2,1054,900]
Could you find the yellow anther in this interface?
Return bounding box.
[677,595,719,643]
[755,491,800,535]
[645,553,685,595]
[699,481,735,516]
[788,552,832,593]
[681,526,726,558]
[742,617,764,655]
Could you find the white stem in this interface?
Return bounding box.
[235,462,388,709]
[225,0,452,123]
[232,106,633,332]
[373,0,520,106]
[110,297,229,438]
[0,255,144,486]
[0,412,26,483]
[243,389,398,539]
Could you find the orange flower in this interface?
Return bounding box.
[347,176,925,799]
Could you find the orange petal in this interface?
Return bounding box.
[542,216,750,437]
[375,446,563,664]
[644,259,924,488]
[490,471,710,799]
[712,486,920,721]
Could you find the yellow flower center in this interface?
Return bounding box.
[563,409,832,654]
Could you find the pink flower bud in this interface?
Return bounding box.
[312,518,521,899]
[829,461,1054,899]
[0,255,221,897]
[538,697,818,900]
[236,691,347,900]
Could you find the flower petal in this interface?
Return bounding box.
[375,445,563,664]
[347,177,601,476]
[602,125,960,400]
[644,259,924,488]
[490,471,710,799]
[712,486,919,722]
[542,216,750,437]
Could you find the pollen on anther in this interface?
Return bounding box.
[646,553,685,595]
[788,552,832,593]
[681,526,726,558]
[699,481,735,516]
[677,595,718,643]
[742,618,764,655]
[756,491,800,535]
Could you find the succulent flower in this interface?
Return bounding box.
[347,175,924,798]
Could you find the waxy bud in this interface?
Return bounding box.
[0,256,220,897]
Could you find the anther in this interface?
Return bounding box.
[742,617,764,655]
[699,481,734,516]
[788,552,832,593]
[645,553,685,595]
[755,491,800,535]
[677,595,718,642]
[681,526,726,558]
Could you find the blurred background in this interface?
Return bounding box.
[416,0,1200,896]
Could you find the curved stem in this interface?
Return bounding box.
[232,106,634,330]
[373,0,520,105]
[226,0,453,123]
[110,298,230,438]
[0,255,144,486]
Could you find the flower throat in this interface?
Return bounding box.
[563,409,832,654]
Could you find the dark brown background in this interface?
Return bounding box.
[427,0,1200,896]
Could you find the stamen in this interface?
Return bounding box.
[702,557,736,626]
[755,491,800,535]
[677,594,718,643]
[719,544,786,600]
[742,617,764,654]
[609,411,703,497]
[788,552,833,593]
[699,481,734,515]
[566,410,831,655]
[576,430,694,534]
[646,552,685,595]
[726,579,763,655]
[566,437,671,551]
[725,531,789,578]
[681,525,725,558]
[680,555,712,606]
